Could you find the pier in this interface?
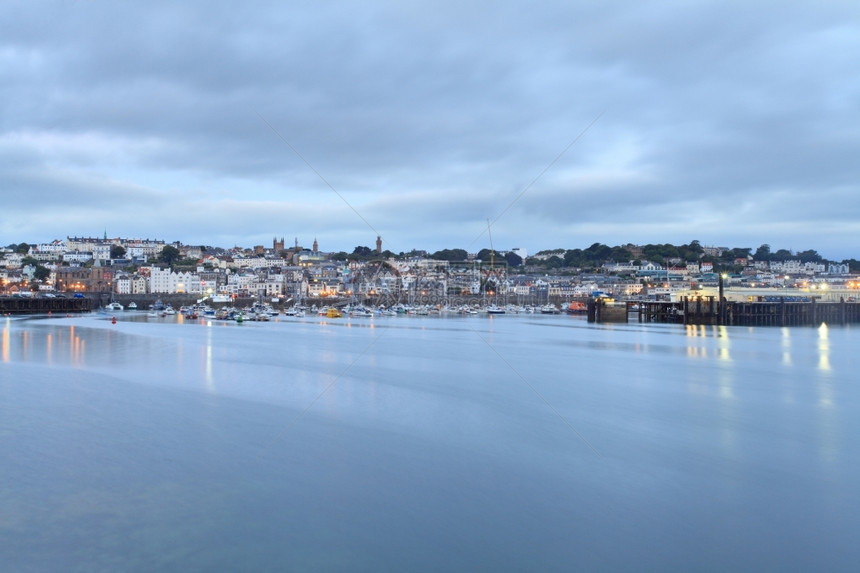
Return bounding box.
[0,296,92,315]
[589,297,860,327]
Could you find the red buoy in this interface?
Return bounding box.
[111,316,117,324]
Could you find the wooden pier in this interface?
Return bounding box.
[0,296,92,315]
[589,297,860,327]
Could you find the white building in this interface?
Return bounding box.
[64,251,94,264]
[148,267,204,294]
[1,253,24,268]
[603,261,638,273]
[115,274,149,295]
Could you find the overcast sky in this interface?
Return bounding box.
[2,0,858,259]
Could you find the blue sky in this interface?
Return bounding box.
[2,1,858,259]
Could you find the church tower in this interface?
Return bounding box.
[376,235,382,255]
[313,238,318,254]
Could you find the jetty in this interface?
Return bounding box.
[0,296,92,315]
[589,296,860,327]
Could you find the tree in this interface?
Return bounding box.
[476,248,497,262]
[754,244,771,260]
[351,246,373,258]
[21,256,38,267]
[609,246,633,261]
[34,265,51,282]
[544,256,563,269]
[796,249,821,263]
[564,249,584,267]
[158,245,180,265]
[504,252,523,267]
[772,249,793,262]
[725,247,752,260]
[110,245,127,259]
[431,248,469,262]
[585,243,612,261]
[16,243,30,254]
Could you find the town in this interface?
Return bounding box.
[1,235,859,310]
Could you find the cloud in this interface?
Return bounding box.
[1,0,858,260]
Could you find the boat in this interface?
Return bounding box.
[127,301,137,310]
[349,306,374,317]
[105,302,124,311]
[540,304,560,314]
[566,301,587,314]
[181,306,199,319]
[485,305,506,314]
[325,307,343,318]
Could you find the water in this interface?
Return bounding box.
[1,313,858,571]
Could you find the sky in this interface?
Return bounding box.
[2,1,859,260]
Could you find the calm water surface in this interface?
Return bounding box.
[1,312,858,571]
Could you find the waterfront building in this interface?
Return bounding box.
[114,273,148,295]
[148,267,204,294]
[54,265,113,293]
[308,278,340,297]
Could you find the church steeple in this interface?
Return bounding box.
[312,238,318,254]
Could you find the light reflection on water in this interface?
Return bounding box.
[818,322,831,372]
[0,314,858,571]
[2,318,9,362]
